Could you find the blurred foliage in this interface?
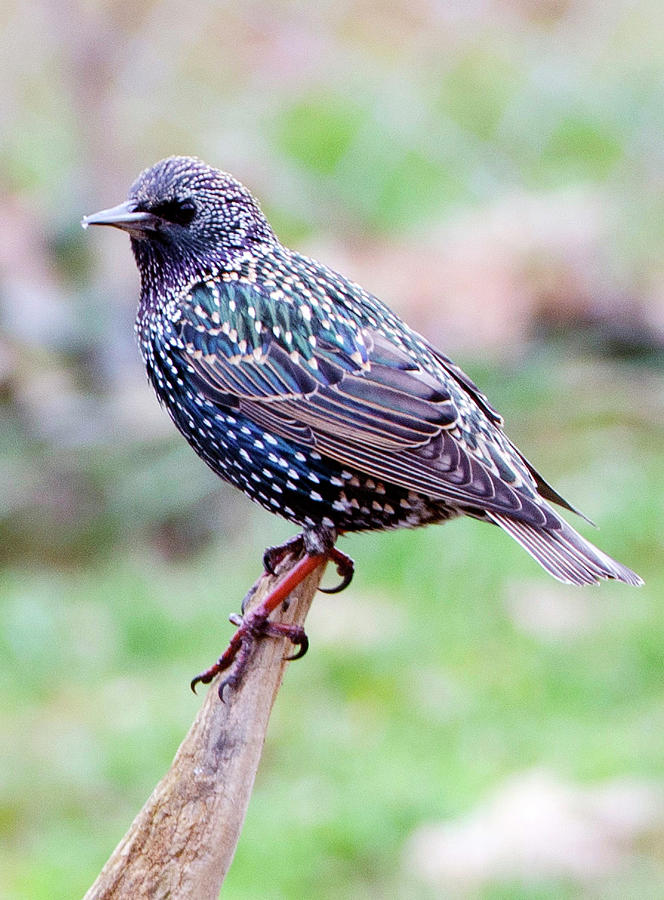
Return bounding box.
[1,0,663,897]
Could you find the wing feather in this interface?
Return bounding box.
[175,279,566,525]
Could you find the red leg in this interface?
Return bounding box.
[191,551,327,699]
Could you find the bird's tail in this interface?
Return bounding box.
[489,512,643,586]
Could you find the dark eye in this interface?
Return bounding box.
[150,197,197,226]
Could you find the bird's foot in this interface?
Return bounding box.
[262,531,354,596]
[192,530,352,700]
[190,607,309,701]
[262,533,306,577]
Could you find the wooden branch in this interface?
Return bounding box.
[84,553,327,900]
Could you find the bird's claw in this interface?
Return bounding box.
[262,534,305,575]
[282,627,309,660]
[318,547,355,594]
[190,611,309,700]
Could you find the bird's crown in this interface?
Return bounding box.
[128,156,275,248]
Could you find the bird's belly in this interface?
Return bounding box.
[156,377,455,534]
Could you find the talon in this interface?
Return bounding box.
[263,621,309,660]
[318,570,352,594]
[319,547,354,594]
[263,534,304,575]
[218,672,239,702]
[285,632,309,661]
[262,549,276,576]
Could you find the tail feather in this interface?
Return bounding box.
[489,512,643,586]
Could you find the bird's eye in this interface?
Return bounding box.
[150,197,197,226]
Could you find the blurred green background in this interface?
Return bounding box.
[1,1,663,897]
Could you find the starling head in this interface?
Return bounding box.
[83,156,276,285]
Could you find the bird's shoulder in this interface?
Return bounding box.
[176,248,367,375]
[173,246,506,434]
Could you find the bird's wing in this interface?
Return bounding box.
[176,279,557,526]
[425,343,504,427]
[426,340,587,520]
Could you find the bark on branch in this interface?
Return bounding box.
[84,553,327,900]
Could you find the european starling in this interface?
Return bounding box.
[83,156,642,693]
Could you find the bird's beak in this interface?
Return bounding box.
[81,200,157,235]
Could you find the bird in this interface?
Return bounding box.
[83,156,642,695]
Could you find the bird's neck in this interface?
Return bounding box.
[133,241,226,307]
[133,240,197,305]
[134,238,282,316]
